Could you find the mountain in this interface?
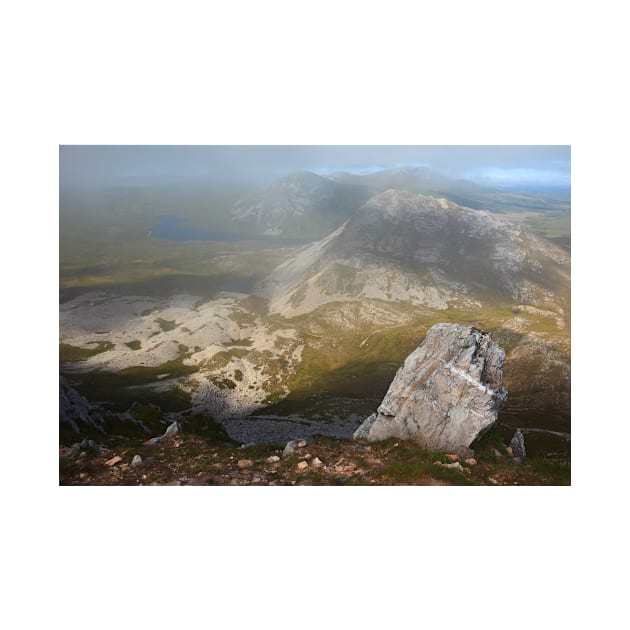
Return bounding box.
[330,166,467,193]
[230,170,370,238]
[258,189,570,317]
[329,167,571,216]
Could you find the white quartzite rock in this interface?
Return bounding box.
[145,421,181,445]
[353,323,507,450]
[282,440,300,459]
[510,429,526,457]
[162,421,180,439]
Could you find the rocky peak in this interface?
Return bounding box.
[231,170,368,236]
[328,190,568,295]
[259,189,569,316]
[354,323,507,450]
[276,170,337,194]
[344,189,502,238]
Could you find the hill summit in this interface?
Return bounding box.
[231,170,369,237]
[258,189,570,317]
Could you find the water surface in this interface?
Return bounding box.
[150,215,307,244]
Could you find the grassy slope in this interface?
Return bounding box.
[60,221,295,301]
[260,298,570,454]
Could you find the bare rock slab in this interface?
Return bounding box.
[353,323,507,450]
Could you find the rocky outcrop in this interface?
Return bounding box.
[60,376,159,439]
[353,323,507,450]
[59,375,104,434]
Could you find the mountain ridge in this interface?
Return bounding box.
[257,189,570,318]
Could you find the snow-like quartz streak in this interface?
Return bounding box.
[442,361,495,396]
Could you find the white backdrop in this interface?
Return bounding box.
[2,1,626,629]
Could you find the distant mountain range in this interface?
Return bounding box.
[230,168,570,238]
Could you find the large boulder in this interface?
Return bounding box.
[353,323,507,450]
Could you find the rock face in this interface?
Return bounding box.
[59,376,104,434]
[353,323,507,450]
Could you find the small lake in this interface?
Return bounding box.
[149,215,307,245]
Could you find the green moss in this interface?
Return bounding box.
[114,357,197,383]
[60,341,115,363]
[471,425,509,455]
[228,310,258,327]
[69,365,193,412]
[101,412,154,439]
[125,340,142,350]
[155,318,177,332]
[224,338,253,347]
[205,348,249,370]
[385,460,472,485]
[129,404,164,431]
[180,414,235,444]
[526,457,571,485]
[211,376,236,390]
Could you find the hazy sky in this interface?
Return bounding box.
[59,145,570,188]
